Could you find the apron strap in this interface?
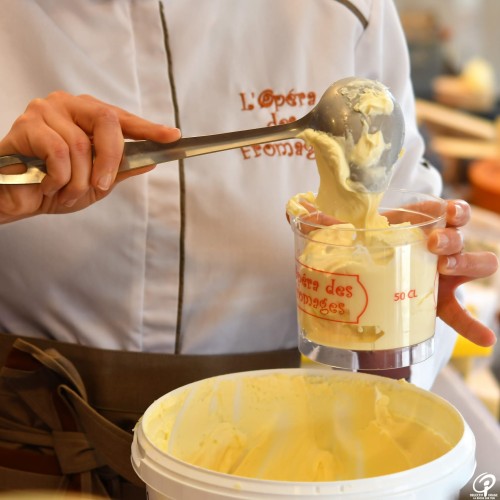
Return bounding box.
[0,333,300,497]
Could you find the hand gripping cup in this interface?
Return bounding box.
[290,189,447,370]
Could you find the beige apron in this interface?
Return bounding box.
[0,333,300,498]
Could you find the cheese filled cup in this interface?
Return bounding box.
[290,189,447,370]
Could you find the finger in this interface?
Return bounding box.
[428,227,464,255]
[437,293,497,347]
[58,132,92,207]
[40,96,121,198]
[77,94,181,142]
[445,199,470,228]
[25,124,73,198]
[38,109,94,206]
[88,106,124,192]
[6,99,75,197]
[29,127,89,205]
[438,251,499,277]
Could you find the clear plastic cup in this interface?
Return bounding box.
[290,189,447,370]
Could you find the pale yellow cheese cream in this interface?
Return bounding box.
[148,372,455,482]
[287,83,438,351]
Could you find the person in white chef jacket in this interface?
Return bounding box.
[0,0,497,497]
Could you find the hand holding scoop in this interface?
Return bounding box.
[0,77,404,192]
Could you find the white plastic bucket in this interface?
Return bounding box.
[131,369,476,499]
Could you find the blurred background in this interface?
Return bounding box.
[394,1,500,495]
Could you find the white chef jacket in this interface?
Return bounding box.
[0,0,455,389]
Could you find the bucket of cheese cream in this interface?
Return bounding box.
[131,368,475,499]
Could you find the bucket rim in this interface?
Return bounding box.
[132,368,476,498]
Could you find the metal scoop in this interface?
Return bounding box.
[0,77,404,192]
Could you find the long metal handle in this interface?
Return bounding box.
[120,119,305,171]
[0,119,306,185]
